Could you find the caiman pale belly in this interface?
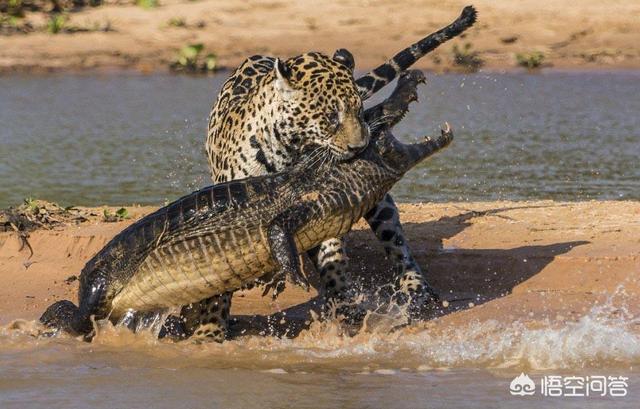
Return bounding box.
[110,181,379,316]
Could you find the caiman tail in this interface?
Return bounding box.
[356,5,478,99]
[41,300,92,337]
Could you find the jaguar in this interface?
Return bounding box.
[177,6,477,341]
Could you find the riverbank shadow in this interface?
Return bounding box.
[229,205,589,338]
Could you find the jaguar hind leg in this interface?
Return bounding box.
[365,194,438,317]
[315,238,350,300]
[180,292,231,343]
[309,238,366,327]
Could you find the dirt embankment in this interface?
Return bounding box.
[1,0,640,74]
[1,201,638,334]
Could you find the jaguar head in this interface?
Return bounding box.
[273,51,369,161]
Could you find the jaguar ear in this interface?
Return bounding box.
[274,58,295,99]
[333,48,355,71]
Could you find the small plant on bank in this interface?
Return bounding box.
[43,13,114,35]
[452,42,483,72]
[166,17,186,27]
[4,0,25,17]
[516,51,545,70]
[103,207,130,222]
[47,13,66,34]
[0,14,35,35]
[170,43,218,74]
[23,197,38,212]
[137,0,159,9]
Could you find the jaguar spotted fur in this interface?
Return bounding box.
[178,6,477,341]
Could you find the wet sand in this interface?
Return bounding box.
[1,0,640,73]
[1,200,639,339]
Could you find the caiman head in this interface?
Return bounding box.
[370,122,454,175]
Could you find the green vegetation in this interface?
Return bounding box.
[115,207,129,219]
[4,0,25,17]
[166,17,186,27]
[23,197,74,215]
[136,0,159,9]
[176,43,203,67]
[23,197,38,212]
[452,42,483,72]
[170,43,218,74]
[43,13,113,35]
[46,13,66,34]
[516,51,546,70]
[1,0,103,16]
[103,207,130,222]
[0,15,21,27]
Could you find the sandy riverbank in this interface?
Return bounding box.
[1,0,640,73]
[1,201,638,339]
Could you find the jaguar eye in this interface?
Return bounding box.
[327,110,340,127]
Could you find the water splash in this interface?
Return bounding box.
[2,288,638,372]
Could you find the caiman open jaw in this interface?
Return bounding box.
[373,121,454,173]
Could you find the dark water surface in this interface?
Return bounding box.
[1,71,639,207]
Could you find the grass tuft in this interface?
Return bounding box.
[452,42,483,72]
[170,43,218,74]
[137,0,159,9]
[47,14,66,34]
[516,51,546,70]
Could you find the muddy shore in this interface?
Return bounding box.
[1,201,638,339]
[1,0,640,73]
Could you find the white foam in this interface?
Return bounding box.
[2,289,638,372]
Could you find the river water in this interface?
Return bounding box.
[1,71,639,407]
[1,71,639,207]
[1,296,638,408]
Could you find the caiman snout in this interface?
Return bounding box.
[377,122,454,173]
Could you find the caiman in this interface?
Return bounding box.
[40,70,454,339]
